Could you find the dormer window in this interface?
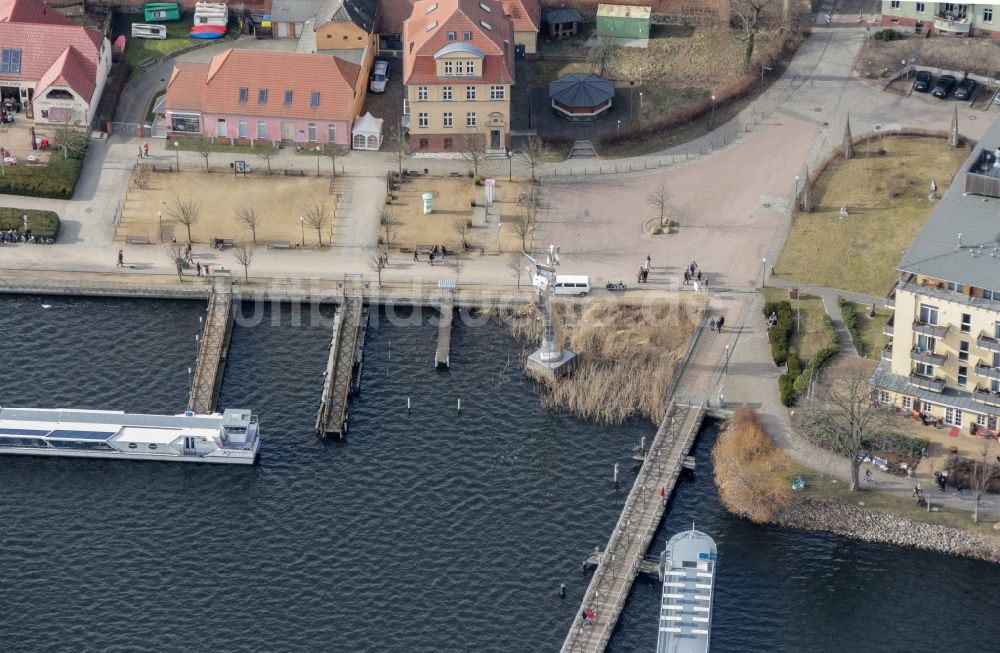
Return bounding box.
[465,60,474,75]
[426,20,438,31]
[238,87,248,103]
[481,20,492,30]
[426,2,437,12]
[480,1,491,12]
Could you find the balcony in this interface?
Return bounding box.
[881,343,893,361]
[910,347,947,366]
[933,15,971,34]
[885,286,896,309]
[973,386,1000,408]
[909,373,946,393]
[978,332,1000,353]
[912,321,948,338]
[882,315,894,337]
[975,361,1000,381]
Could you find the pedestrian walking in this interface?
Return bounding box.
[641,268,648,283]
[644,254,651,271]
[912,485,920,498]
[116,249,124,268]
[142,142,149,158]
[710,318,717,332]
[413,250,419,262]
[696,270,702,282]
[717,315,725,331]
[429,252,435,266]
[689,260,697,275]
[703,276,709,289]
[138,146,143,159]
[683,270,690,285]
[637,268,643,284]
[196,262,202,277]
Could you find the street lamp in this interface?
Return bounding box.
[299,216,305,246]
[158,211,162,242]
[174,141,180,171]
[506,149,512,181]
[709,94,716,128]
[794,175,800,199]
[497,220,502,255]
[617,119,621,132]
[639,91,643,111]
[761,257,767,288]
[638,66,642,86]
[724,345,730,375]
[315,145,321,176]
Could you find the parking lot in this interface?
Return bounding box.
[359,56,405,148]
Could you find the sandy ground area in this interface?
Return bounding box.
[389,176,533,254]
[115,169,337,246]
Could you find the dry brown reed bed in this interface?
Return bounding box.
[483,297,703,425]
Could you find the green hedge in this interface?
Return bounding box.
[873,28,897,41]
[872,431,929,456]
[0,207,60,239]
[0,152,84,199]
[779,354,801,407]
[838,297,867,357]
[781,316,841,407]
[763,300,794,365]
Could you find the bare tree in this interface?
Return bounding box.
[968,443,1000,522]
[190,136,213,172]
[454,217,471,251]
[368,252,387,288]
[588,35,615,77]
[388,126,409,176]
[461,131,487,179]
[50,121,88,159]
[233,242,256,283]
[255,143,278,175]
[518,136,548,183]
[798,366,894,491]
[647,183,671,228]
[379,206,401,249]
[730,0,784,71]
[327,145,346,179]
[234,204,262,244]
[506,252,524,289]
[164,243,185,280]
[448,256,466,285]
[303,203,330,246]
[168,197,201,243]
[507,206,536,253]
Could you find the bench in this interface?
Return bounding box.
[283,169,305,176]
[125,235,150,245]
[267,240,292,250]
[449,172,462,177]
[152,164,174,173]
[211,238,234,250]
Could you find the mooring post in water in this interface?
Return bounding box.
[457,398,461,414]
[613,462,619,486]
[407,397,411,413]
[640,436,645,453]
[559,583,566,599]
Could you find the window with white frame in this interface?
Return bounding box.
[947,281,964,293]
[986,7,994,21]
[490,85,505,100]
[443,86,453,101]
[444,61,454,75]
[919,304,938,325]
[466,112,477,127]
[902,396,912,411]
[958,366,968,387]
[916,1,925,11]
[308,123,317,142]
[466,86,476,100]
[465,60,475,75]
[238,120,247,138]
[914,362,935,377]
[984,288,1000,300]
[328,125,336,143]
[443,112,453,128]
[418,112,428,128]
[978,414,989,426]
[257,121,267,139]
[418,86,428,101]
[890,0,900,8]
[944,407,963,426]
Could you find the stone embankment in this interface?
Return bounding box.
[777,497,1000,564]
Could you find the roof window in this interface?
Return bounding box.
[426,2,437,13]
[426,20,438,31]
[238,87,248,103]
[311,91,320,107]
[284,89,293,106]
[258,88,268,104]
[480,1,491,12]
[1,48,21,74]
[481,20,492,30]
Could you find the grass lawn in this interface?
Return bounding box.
[797,469,1000,538]
[123,19,199,70]
[855,31,1000,80]
[763,287,835,361]
[845,301,892,361]
[168,139,260,155]
[773,136,968,297]
[0,153,83,199]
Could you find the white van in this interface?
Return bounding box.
[553,275,591,296]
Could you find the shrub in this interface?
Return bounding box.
[875,431,929,456]
[763,300,794,365]
[0,152,83,199]
[0,207,61,239]
[712,407,793,523]
[873,28,896,41]
[779,354,801,407]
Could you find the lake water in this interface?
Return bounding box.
[1,295,998,651]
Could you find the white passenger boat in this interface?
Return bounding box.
[657,528,717,653]
[0,406,260,465]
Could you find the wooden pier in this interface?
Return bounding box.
[434,298,453,368]
[560,399,707,653]
[315,295,365,437]
[187,278,234,415]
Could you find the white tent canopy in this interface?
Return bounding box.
[351,112,383,151]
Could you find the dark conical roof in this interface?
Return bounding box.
[549,73,614,107]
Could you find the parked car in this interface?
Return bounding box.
[954,77,978,101]
[932,75,957,98]
[913,70,933,93]
[370,60,388,94]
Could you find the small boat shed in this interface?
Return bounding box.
[545,7,582,40]
[596,4,651,40]
[144,2,181,22]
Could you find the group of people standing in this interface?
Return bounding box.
[682,260,708,292]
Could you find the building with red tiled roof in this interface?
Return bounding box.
[403,0,515,152]
[164,48,367,147]
[380,0,538,56]
[0,0,111,125]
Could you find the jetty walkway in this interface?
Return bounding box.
[187,277,234,415]
[316,294,365,437]
[435,296,453,368]
[560,399,707,652]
